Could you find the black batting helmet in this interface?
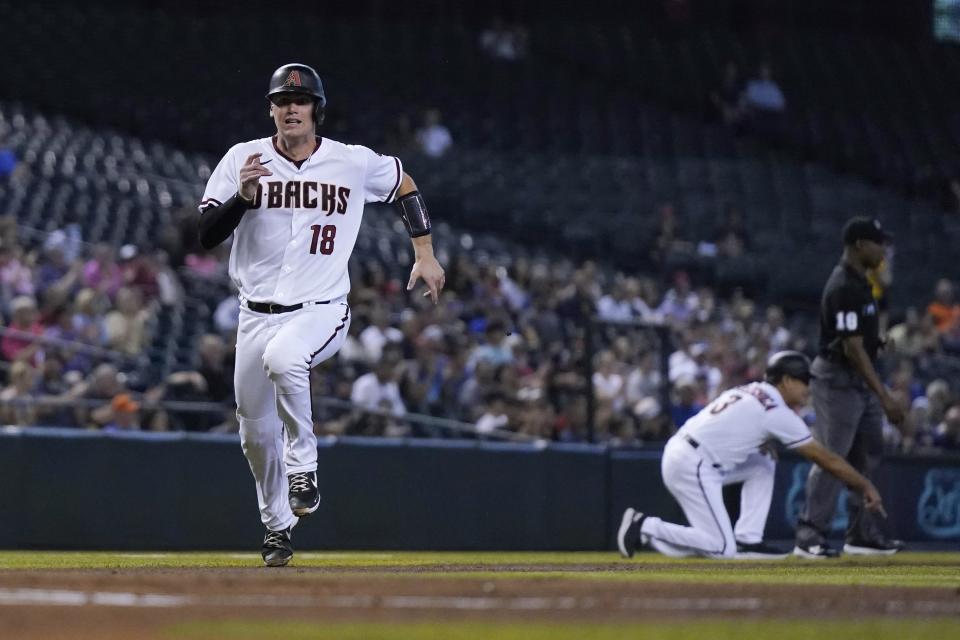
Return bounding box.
[266,63,326,125]
[764,351,815,385]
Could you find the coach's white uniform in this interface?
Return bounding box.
[199,135,403,532]
[641,382,813,558]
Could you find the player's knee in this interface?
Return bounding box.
[238,415,276,454]
[262,345,306,383]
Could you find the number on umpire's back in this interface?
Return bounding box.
[835,311,858,331]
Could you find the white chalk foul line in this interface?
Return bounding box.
[1,588,958,615]
[0,588,190,608]
[619,597,763,611]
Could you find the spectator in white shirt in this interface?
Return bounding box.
[416,109,453,158]
[742,62,787,141]
[359,306,404,364]
[349,347,407,437]
[743,62,786,113]
[351,348,406,413]
[597,280,635,322]
[475,391,511,434]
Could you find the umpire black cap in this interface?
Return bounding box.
[266,63,326,124]
[764,351,815,385]
[842,216,893,246]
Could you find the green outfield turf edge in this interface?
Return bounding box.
[1,551,958,588]
[164,619,960,640]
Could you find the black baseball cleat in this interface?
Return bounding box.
[288,471,320,517]
[792,541,841,559]
[735,541,789,560]
[261,527,293,567]
[617,507,648,559]
[843,538,905,556]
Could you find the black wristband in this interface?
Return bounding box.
[197,192,251,249]
[395,190,432,238]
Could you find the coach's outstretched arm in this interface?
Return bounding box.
[794,440,886,517]
[395,173,445,304]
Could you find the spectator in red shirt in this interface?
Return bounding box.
[1,295,45,365]
[119,244,160,300]
[82,244,123,301]
[927,279,960,329]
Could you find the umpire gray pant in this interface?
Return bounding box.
[796,357,885,546]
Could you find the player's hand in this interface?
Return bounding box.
[862,482,887,518]
[407,255,445,305]
[880,393,905,426]
[238,153,272,201]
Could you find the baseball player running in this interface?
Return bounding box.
[197,63,444,566]
[618,351,887,560]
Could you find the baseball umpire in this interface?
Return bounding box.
[197,63,445,566]
[618,351,887,560]
[794,216,905,558]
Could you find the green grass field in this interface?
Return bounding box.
[167,620,960,640]
[3,551,959,640]
[2,550,959,588]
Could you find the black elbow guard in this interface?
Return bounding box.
[395,190,432,238]
[197,193,251,249]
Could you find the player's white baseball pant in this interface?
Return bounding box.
[234,299,351,531]
[640,436,776,558]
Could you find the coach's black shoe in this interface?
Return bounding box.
[617,508,648,559]
[288,471,320,517]
[843,538,905,556]
[261,527,293,567]
[735,541,789,560]
[792,541,841,559]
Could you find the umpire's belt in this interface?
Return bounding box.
[246,299,333,314]
[683,434,723,470]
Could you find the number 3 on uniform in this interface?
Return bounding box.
[836,311,858,331]
[309,224,337,255]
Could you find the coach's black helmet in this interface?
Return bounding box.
[764,351,815,385]
[266,63,326,125]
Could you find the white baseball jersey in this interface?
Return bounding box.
[198,135,403,304]
[678,381,812,469]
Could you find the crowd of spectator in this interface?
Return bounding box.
[0,211,217,432]
[2,199,960,455]
[2,198,960,455]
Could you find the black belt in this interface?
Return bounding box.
[246,299,332,314]
[683,434,722,469]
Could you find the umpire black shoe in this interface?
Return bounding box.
[792,541,841,559]
[843,538,905,556]
[288,471,320,517]
[261,527,293,567]
[735,541,789,560]
[617,508,648,559]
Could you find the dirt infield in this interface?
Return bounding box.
[1,562,959,640]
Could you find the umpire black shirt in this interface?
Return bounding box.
[818,262,882,364]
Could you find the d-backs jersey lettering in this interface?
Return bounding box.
[679,381,812,468]
[199,135,402,304]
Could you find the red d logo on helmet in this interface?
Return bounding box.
[284,70,302,87]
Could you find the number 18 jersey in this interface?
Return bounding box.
[198,135,403,305]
